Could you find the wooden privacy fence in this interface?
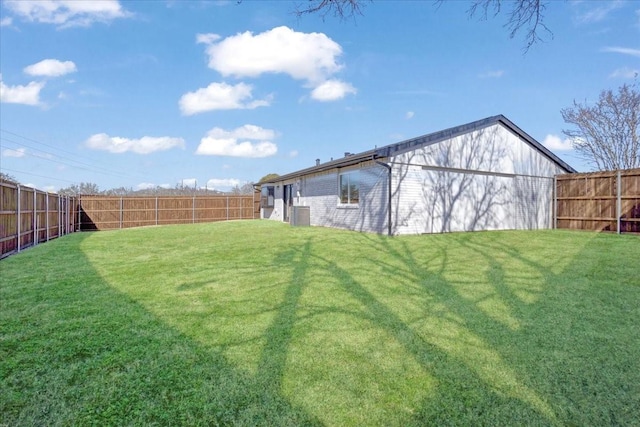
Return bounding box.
[555,168,640,233]
[0,181,78,259]
[79,194,260,230]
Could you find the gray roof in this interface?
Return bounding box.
[265,114,576,184]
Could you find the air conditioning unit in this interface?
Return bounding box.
[290,206,310,227]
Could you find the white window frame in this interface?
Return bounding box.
[339,171,359,206]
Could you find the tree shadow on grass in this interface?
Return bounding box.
[252,229,561,424]
[309,235,558,425]
[0,233,321,426]
[360,231,640,426]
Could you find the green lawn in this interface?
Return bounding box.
[1,221,639,426]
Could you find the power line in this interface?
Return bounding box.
[0,136,135,179]
[0,128,144,180]
[0,167,79,185]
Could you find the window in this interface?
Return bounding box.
[339,171,359,204]
[261,186,275,208]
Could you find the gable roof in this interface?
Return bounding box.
[265,115,576,184]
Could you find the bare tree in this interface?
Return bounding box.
[294,0,369,20]
[58,182,101,196]
[230,182,256,195]
[467,0,551,52]
[0,172,19,184]
[561,83,640,171]
[294,0,551,51]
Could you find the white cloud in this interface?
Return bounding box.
[405,111,415,120]
[602,47,640,57]
[543,134,573,151]
[180,178,197,188]
[0,75,45,105]
[479,70,504,78]
[198,26,355,101]
[196,124,278,158]
[1,17,13,26]
[2,147,26,157]
[196,33,220,45]
[200,26,343,82]
[609,67,639,79]
[179,82,271,115]
[310,79,356,101]
[85,134,185,154]
[574,1,624,24]
[289,150,299,158]
[136,182,156,190]
[205,178,241,190]
[4,0,130,28]
[24,59,77,77]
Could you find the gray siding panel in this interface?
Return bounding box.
[292,163,388,234]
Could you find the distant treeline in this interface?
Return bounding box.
[57,182,257,197]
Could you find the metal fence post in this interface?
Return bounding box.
[616,170,621,234]
[17,185,21,253]
[553,175,557,229]
[46,192,50,241]
[58,194,61,239]
[66,195,70,235]
[33,189,37,246]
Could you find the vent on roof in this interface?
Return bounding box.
[316,159,320,166]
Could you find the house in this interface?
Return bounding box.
[260,115,576,235]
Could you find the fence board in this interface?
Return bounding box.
[79,194,260,231]
[0,182,78,258]
[556,168,640,233]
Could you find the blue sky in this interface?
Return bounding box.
[1,0,638,193]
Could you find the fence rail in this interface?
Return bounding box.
[78,194,260,231]
[555,168,640,233]
[0,182,78,259]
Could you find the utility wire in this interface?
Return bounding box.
[0,167,79,185]
[0,128,144,180]
[0,136,135,180]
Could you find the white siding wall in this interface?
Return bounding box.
[390,123,566,234]
[264,122,567,235]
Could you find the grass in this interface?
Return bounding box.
[1,220,639,426]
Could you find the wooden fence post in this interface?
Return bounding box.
[155,197,158,226]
